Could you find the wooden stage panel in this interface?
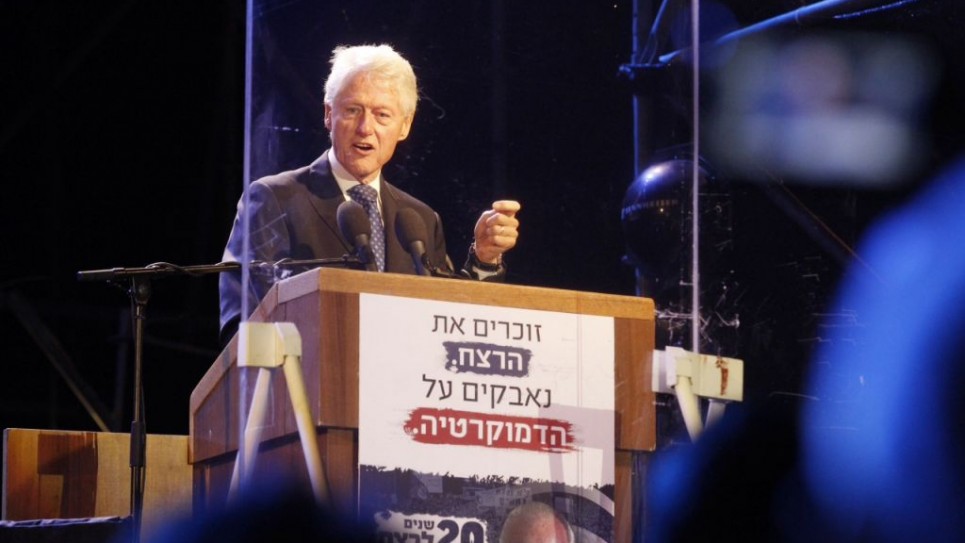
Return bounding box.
[3,429,192,539]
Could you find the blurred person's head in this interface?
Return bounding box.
[147,480,375,543]
[801,157,965,543]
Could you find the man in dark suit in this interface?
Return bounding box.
[219,44,520,342]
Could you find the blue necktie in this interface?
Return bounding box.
[348,184,385,272]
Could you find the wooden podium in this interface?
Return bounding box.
[190,267,655,539]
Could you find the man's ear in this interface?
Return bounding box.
[399,116,412,141]
[324,104,332,131]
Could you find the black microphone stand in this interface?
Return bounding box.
[128,275,148,543]
[75,257,361,543]
[77,262,240,543]
[252,255,364,273]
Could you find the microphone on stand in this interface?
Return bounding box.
[337,200,378,272]
[395,208,433,276]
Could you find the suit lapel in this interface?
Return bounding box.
[304,152,352,252]
[300,151,414,272]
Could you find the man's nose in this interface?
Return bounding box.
[355,111,375,135]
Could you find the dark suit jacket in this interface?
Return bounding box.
[219,151,451,336]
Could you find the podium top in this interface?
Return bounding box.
[276,267,654,320]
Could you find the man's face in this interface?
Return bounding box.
[325,73,412,183]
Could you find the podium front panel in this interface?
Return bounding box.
[190,267,655,538]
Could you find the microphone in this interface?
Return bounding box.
[336,200,378,272]
[395,208,432,276]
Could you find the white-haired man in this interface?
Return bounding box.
[219,44,520,341]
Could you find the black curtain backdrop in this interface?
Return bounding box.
[0,1,635,435]
[1,0,963,440]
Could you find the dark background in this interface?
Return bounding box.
[1,0,962,440]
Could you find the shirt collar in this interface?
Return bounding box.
[328,148,382,199]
